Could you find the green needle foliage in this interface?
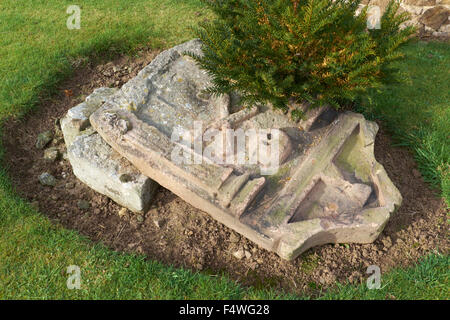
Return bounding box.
[190,0,414,116]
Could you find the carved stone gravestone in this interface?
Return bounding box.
[84,40,401,260]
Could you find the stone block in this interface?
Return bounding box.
[62,87,158,213]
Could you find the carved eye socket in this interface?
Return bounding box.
[267,133,272,140]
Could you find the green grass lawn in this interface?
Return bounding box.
[357,40,450,206]
[0,0,448,299]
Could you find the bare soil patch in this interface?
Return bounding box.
[2,49,448,296]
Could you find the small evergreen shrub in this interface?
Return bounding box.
[190,0,414,116]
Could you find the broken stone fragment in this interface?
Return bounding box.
[65,182,75,189]
[233,249,245,260]
[43,147,60,162]
[61,87,119,147]
[77,200,91,210]
[118,207,128,218]
[38,172,56,187]
[36,131,53,149]
[67,131,158,213]
[61,86,159,213]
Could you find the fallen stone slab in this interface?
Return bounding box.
[61,87,158,213]
[67,132,158,213]
[90,39,402,260]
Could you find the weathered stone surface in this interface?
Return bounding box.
[67,132,158,213]
[419,6,450,30]
[360,0,450,32]
[90,40,402,260]
[61,87,118,147]
[43,147,60,162]
[62,87,158,213]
